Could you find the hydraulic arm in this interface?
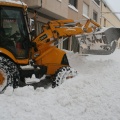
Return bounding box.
[30,19,101,75]
[34,19,100,44]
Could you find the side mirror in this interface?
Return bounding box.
[30,18,36,39]
[30,18,34,26]
[30,29,36,36]
[30,11,37,38]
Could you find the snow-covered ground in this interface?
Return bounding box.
[1,49,120,120]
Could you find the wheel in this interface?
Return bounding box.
[52,66,77,88]
[0,56,20,93]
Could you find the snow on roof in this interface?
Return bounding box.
[0,0,26,6]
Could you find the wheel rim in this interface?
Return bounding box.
[0,69,7,92]
[52,66,77,88]
[0,70,5,85]
[0,56,20,93]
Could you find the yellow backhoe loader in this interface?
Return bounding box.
[0,1,120,93]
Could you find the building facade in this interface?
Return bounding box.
[23,0,101,30]
[22,0,101,51]
[100,0,120,27]
[100,0,120,48]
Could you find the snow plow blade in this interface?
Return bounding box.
[82,41,116,55]
[76,27,120,55]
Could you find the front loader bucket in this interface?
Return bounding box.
[77,27,120,55]
[102,27,120,44]
[82,41,116,55]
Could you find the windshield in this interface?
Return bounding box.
[0,6,30,58]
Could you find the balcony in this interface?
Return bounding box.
[24,0,68,19]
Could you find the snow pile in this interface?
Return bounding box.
[1,49,120,120]
[0,0,26,5]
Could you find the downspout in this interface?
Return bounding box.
[100,0,102,26]
[40,0,42,8]
[33,0,42,37]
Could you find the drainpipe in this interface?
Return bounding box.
[33,0,42,37]
[100,0,102,26]
[40,0,42,8]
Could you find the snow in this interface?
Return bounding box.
[68,4,78,12]
[1,49,120,120]
[0,0,26,5]
[57,0,62,2]
[25,74,46,84]
[82,13,90,19]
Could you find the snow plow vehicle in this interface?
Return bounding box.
[0,0,120,93]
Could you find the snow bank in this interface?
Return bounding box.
[1,49,120,120]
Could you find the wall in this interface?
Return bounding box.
[23,0,101,22]
[101,1,120,27]
[42,0,68,19]
[100,1,120,48]
[90,0,100,23]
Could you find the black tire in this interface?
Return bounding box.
[0,56,20,93]
[52,66,77,88]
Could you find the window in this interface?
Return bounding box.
[83,2,89,17]
[94,0,100,6]
[93,11,98,22]
[0,7,29,58]
[104,18,106,27]
[63,38,69,50]
[69,0,77,8]
[104,3,106,7]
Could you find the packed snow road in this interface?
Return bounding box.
[1,49,120,120]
